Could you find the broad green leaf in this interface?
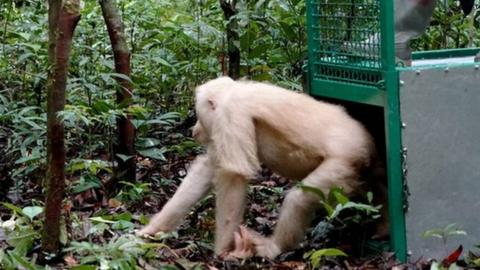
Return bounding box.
[138,148,166,160]
[423,224,467,240]
[0,249,16,269]
[20,43,41,52]
[7,229,37,257]
[21,206,43,221]
[70,266,97,270]
[322,202,335,217]
[60,221,68,245]
[430,261,440,270]
[89,217,115,224]
[423,229,444,239]
[153,57,173,67]
[9,31,30,40]
[18,52,34,64]
[250,44,270,58]
[116,212,133,222]
[299,185,325,201]
[87,223,109,236]
[279,21,296,40]
[22,119,43,130]
[72,175,102,194]
[159,112,181,120]
[327,187,345,205]
[116,154,135,162]
[331,188,349,205]
[367,192,373,203]
[109,73,133,83]
[311,248,347,258]
[0,93,8,105]
[7,251,39,270]
[131,119,146,129]
[136,138,161,148]
[138,214,149,225]
[144,119,169,125]
[112,220,134,230]
[252,73,272,81]
[309,248,347,268]
[2,203,24,216]
[276,0,290,11]
[255,0,266,9]
[92,100,114,114]
[14,155,41,165]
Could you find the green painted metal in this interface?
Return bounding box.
[380,0,407,262]
[305,0,315,95]
[306,0,480,263]
[310,79,385,106]
[307,0,383,90]
[412,48,480,60]
[306,0,408,262]
[399,61,477,71]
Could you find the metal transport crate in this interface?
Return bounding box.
[306,0,480,262]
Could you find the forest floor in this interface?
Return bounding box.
[0,124,476,270]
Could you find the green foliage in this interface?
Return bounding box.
[466,245,480,267]
[71,175,103,194]
[305,248,347,268]
[167,139,202,156]
[0,0,310,187]
[423,223,467,245]
[0,249,47,270]
[0,203,55,270]
[116,181,151,205]
[300,185,381,266]
[300,185,381,222]
[64,234,165,269]
[88,211,141,233]
[429,261,463,270]
[232,0,307,85]
[412,0,480,50]
[133,110,181,160]
[1,203,48,255]
[3,105,46,181]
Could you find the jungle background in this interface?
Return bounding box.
[1,0,479,269]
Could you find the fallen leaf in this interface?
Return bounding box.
[442,245,463,267]
[108,198,122,208]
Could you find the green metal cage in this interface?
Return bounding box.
[306,0,407,262]
[306,0,396,107]
[307,0,480,262]
[309,0,382,86]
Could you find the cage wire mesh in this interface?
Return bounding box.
[309,0,382,86]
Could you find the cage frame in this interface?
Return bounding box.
[306,0,407,262]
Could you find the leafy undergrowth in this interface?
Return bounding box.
[1,150,480,269]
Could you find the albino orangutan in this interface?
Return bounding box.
[138,77,379,259]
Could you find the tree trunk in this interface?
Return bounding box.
[99,0,136,183]
[42,0,81,257]
[220,0,240,79]
[47,0,61,64]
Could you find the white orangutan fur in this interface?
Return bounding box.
[138,77,376,259]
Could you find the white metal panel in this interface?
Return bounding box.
[400,66,480,259]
